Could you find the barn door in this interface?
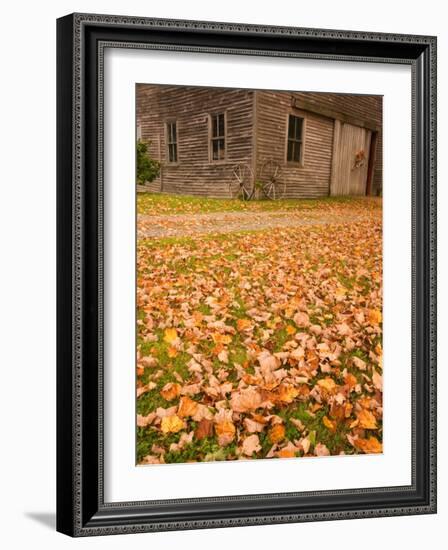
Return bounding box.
[330,122,372,196]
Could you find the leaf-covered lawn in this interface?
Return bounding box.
[136,196,383,465]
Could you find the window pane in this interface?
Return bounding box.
[288,115,304,141]
[287,140,293,162]
[211,114,225,160]
[293,142,301,162]
[212,113,225,138]
[167,123,177,144]
[218,114,225,137]
[168,143,177,162]
[287,116,304,161]
[288,115,295,139]
[167,122,178,162]
[295,118,303,140]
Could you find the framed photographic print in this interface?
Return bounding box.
[56,13,437,537]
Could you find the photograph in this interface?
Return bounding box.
[135,84,383,465]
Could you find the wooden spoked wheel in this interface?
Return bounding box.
[229,163,255,201]
[259,159,285,200]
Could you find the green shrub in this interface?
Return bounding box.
[137,140,161,185]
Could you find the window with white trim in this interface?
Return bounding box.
[287,115,304,163]
[210,113,226,161]
[166,122,178,163]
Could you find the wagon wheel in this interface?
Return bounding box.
[229,163,255,201]
[259,159,285,200]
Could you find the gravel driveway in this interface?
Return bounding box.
[137,209,377,238]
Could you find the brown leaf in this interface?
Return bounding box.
[268,424,285,444]
[140,355,158,368]
[257,350,279,371]
[137,412,156,427]
[241,434,261,456]
[155,405,177,419]
[167,346,178,358]
[277,448,295,458]
[299,436,311,454]
[180,383,201,396]
[344,372,358,389]
[160,382,181,401]
[354,436,383,454]
[352,356,367,371]
[344,402,353,418]
[314,443,330,456]
[211,333,232,345]
[372,369,382,391]
[215,420,236,446]
[237,318,252,331]
[322,415,337,433]
[244,417,264,433]
[276,384,299,404]
[177,396,199,418]
[192,404,214,422]
[293,311,310,327]
[217,349,229,363]
[306,349,319,370]
[356,409,378,429]
[141,455,164,464]
[317,377,337,393]
[329,402,345,422]
[169,431,194,452]
[230,387,262,413]
[368,309,382,326]
[137,381,157,398]
[194,418,213,440]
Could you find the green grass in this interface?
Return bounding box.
[138,230,256,250]
[137,192,382,216]
[278,402,355,456]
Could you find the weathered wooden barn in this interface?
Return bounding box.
[136,84,382,198]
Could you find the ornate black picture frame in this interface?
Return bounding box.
[56,13,437,537]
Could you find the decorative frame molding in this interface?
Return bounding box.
[57,13,437,537]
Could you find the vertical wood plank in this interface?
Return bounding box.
[329,119,341,195]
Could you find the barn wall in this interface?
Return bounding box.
[291,92,383,195]
[136,84,254,197]
[256,91,335,198]
[256,91,382,197]
[136,85,162,193]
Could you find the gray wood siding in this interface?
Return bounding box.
[136,85,254,197]
[256,91,334,198]
[290,92,383,194]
